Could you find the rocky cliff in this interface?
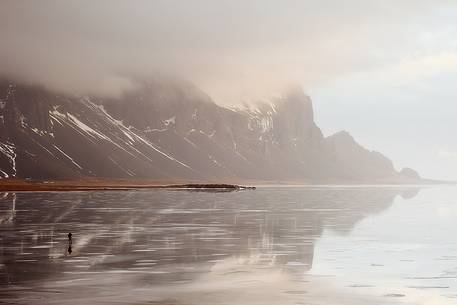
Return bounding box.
[0,79,419,183]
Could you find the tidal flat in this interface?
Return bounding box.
[1,186,456,305]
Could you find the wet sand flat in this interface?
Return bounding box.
[0,186,456,304]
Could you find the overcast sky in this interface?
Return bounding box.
[1,0,456,180]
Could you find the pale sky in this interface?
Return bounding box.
[1,0,456,180]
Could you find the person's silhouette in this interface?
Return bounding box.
[67,232,73,255]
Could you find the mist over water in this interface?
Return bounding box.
[1,186,456,305]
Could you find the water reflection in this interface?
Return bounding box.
[0,186,436,304]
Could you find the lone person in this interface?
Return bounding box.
[67,232,73,254]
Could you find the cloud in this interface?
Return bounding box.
[437,148,457,159]
[0,0,456,102]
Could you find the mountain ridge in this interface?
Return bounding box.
[0,79,420,183]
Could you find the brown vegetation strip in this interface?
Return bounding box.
[0,179,255,192]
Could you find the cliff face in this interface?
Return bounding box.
[0,79,418,183]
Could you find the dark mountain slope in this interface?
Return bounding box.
[0,79,419,183]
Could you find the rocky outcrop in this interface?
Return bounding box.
[0,79,419,183]
[399,167,421,180]
[324,131,396,181]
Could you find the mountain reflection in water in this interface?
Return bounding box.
[1,186,456,305]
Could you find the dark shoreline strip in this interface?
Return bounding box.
[0,183,256,192]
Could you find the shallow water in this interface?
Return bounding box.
[0,186,456,305]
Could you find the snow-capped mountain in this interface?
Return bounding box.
[0,79,419,182]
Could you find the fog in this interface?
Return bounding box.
[0,0,452,101]
[1,0,457,179]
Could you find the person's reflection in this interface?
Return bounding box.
[67,232,73,255]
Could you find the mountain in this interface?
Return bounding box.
[0,79,420,183]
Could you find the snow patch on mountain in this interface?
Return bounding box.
[5,84,15,100]
[53,145,83,170]
[163,116,176,126]
[108,156,135,177]
[67,113,109,140]
[144,127,167,133]
[0,168,9,178]
[0,142,16,178]
[83,99,194,171]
